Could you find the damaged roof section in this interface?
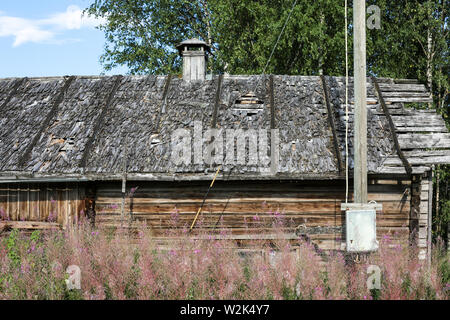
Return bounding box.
[0,74,448,182]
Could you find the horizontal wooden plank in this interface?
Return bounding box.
[392,114,445,124]
[378,166,430,174]
[393,79,420,84]
[384,155,450,166]
[420,191,429,201]
[381,92,431,98]
[403,149,450,158]
[378,84,427,92]
[420,202,428,213]
[0,221,60,230]
[397,133,450,149]
[384,97,433,103]
[395,126,448,133]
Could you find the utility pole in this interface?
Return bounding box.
[341,0,381,253]
[353,0,368,204]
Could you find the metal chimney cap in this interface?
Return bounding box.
[176,38,211,55]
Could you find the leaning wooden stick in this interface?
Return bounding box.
[189,166,222,232]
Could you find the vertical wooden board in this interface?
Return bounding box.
[38,184,47,222]
[29,183,39,221]
[8,185,18,221]
[0,184,7,219]
[57,187,67,226]
[76,185,86,223]
[67,188,75,226]
[18,184,29,221]
[56,187,62,225]
[47,186,58,222]
[66,185,77,227]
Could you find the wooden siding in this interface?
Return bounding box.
[0,178,428,255]
[95,179,412,251]
[0,183,84,229]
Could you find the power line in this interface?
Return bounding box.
[253,0,298,94]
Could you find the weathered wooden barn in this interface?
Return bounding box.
[0,41,449,259]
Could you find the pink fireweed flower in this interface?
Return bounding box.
[27,243,36,253]
[47,211,57,222]
[129,187,139,197]
[0,208,7,220]
[20,262,30,274]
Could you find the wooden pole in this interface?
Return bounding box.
[353,0,368,204]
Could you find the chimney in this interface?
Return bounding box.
[176,38,210,82]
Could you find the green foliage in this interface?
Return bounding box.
[370,288,381,300]
[64,287,84,300]
[85,0,213,74]
[124,249,142,299]
[437,250,450,289]
[7,229,21,268]
[210,0,346,75]
[281,280,297,300]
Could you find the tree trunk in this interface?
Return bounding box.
[201,0,213,73]
[426,28,433,109]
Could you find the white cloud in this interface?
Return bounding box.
[0,5,105,47]
[0,16,54,46]
[40,5,106,30]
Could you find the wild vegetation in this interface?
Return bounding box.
[0,215,448,300]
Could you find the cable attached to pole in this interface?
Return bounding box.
[345,0,349,204]
[252,0,298,94]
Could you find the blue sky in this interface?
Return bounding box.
[0,0,128,77]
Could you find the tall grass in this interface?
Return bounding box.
[0,216,448,300]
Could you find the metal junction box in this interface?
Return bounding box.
[345,209,378,252]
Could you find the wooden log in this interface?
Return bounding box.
[0,221,61,230]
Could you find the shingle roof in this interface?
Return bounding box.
[0,74,448,182]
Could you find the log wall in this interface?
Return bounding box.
[0,178,431,256]
[95,178,413,251]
